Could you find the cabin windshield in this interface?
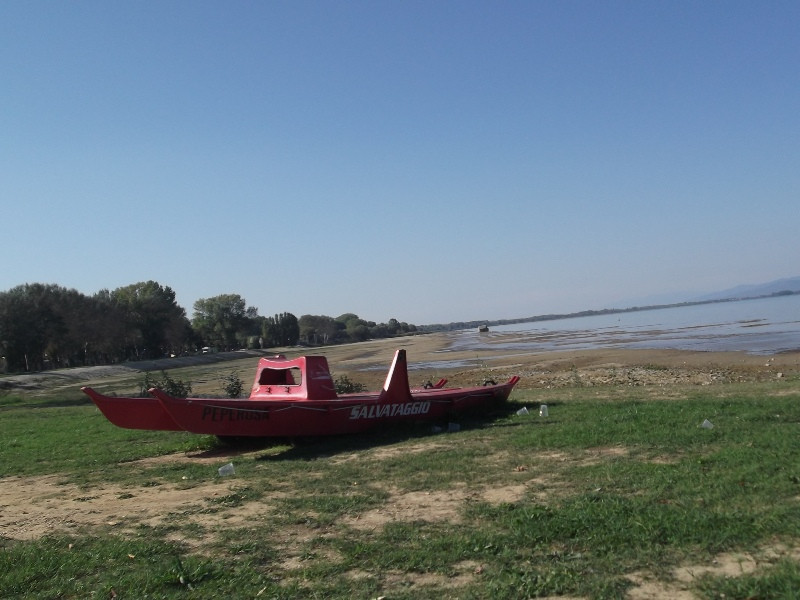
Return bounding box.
[258,367,302,387]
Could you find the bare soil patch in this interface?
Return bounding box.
[331,441,451,465]
[0,474,244,541]
[345,487,467,530]
[0,446,276,543]
[627,544,800,599]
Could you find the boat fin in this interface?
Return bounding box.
[380,349,413,403]
[81,386,100,401]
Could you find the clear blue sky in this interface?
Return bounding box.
[2,1,798,325]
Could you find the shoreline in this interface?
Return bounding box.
[291,332,800,391]
[3,331,799,394]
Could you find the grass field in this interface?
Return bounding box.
[2,354,800,599]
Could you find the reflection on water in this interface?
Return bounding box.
[448,294,800,355]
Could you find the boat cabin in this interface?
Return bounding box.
[249,355,338,400]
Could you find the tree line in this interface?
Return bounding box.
[0,281,417,373]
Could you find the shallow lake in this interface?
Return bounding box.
[449,294,800,356]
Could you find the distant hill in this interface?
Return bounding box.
[692,276,800,302]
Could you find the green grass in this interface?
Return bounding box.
[0,403,210,481]
[2,379,800,599]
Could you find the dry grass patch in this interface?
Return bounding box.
[626,544,800,599]
[279,537,343,573]
[344,486,468,531]
[579,445,629,465]
[365,560,485,595]
[331,441,451,465]
[0,473,273,542]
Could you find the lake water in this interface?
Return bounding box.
[449,294,800,356]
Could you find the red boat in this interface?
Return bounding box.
[81,388,183,431]
[83,349,520,438]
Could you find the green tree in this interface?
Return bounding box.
[192,294,258,349]
[387,318,400,335]
[261,315,279,348]
[261,312,299,347]
[0,283,147,371]
[336,313,371,342]
[370,323,389,338]
[0,284,65,371]
[111,281,190,359]
[84,290,128,364]
[46,286,123,367]
[298,314,337,345]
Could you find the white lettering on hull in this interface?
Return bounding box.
[349,401,431,420]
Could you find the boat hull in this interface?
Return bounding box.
[82,386,182,431]
[150,378,519,438]
[81,349,520,438]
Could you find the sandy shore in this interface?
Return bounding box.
[3,332,799,394]
[290,332,800,390]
